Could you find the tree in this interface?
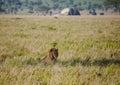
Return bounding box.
[104,0,120,14]
[0,1,5,12]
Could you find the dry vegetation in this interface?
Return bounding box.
[0,15,120,85]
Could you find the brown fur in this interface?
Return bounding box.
[40,48,58,65]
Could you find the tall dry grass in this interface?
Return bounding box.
[0,15,120,85]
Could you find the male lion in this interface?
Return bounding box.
[40,48,58,65]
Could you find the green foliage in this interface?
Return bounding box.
[51,41,58,47]
[48,27,56,31]
[104,0,120,5]
[30,24,37,29]
[14,33,28,38]
[104,0,120,14]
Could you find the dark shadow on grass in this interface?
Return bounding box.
[2,56,119,67]
[22,57,120,67]
[22,57,56,66]
[92,58,120,66]
[60,58,120,67]
[23,57,38,65]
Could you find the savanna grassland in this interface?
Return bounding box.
[0,15,120,85]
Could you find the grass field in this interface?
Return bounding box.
[0,15,120,85]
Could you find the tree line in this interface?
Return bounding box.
[0,0,120,14]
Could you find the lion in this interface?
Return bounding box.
[40,48,58,65]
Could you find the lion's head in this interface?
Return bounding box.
[49,48,58,60]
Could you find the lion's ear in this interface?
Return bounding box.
[50,48,53,52]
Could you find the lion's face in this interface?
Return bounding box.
[49,48,58,58]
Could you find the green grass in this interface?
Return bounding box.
[0,15,120,85]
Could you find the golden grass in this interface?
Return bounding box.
[0,15,120,85]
